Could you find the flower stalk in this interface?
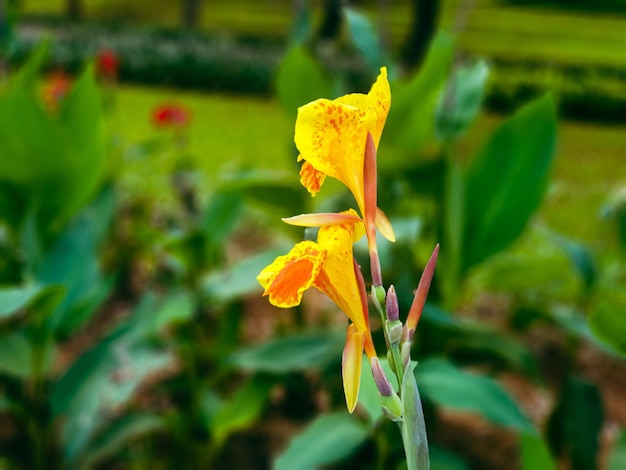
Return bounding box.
[257,67,438,469]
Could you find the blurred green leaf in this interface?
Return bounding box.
[521,433,555,470]
[51,294,181,462]
[0,331,35,378]
[463,94,557,271]
[202,191,244,249]
[201,246,289,304]
[589,294,626,355]
[228,331,344,373]
[26,186,115,337]
[81,413,165,469]
[430,445,468,470]
[221,169,306,216]
[609,430,626,470]
[344,8,382,73]
[0,45,106,231]
[276,46,333,122]
[435,60,489,142]
[548,231,596,291]
[547,377,603,470]
[416,358,535,433]
[0,284,46,320]
[274,412,368,470]
[383,30,454,161]
[210,375,274,447]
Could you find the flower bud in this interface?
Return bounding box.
[371,356,393,396]
[386,320,403,345]
[371,285,386,314]
[381,393,403,422]
[401,341,412,369]
[385,285,399,322]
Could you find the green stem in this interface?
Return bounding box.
[399,363,429,470]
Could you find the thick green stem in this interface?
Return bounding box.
[399,362,429,470]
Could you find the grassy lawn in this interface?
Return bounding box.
[20,0,626,68]
[112,84,626,249]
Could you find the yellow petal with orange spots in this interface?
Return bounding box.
[342,324,364,413]
[299,160,326,197]
[294,67,391,216]
[313,216,368,332]
[257,241,326,308]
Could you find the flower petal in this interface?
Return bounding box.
[376,207,396,242]
[314,219,368,331]
[257,241,326,308]
[299,160,326,197]
[342,325,364,413]
[282,211,363,228]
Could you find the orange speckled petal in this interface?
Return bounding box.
[299,161,326,197]
[342,324,364,413]
[257,241,326,308]
[314,216,368,331]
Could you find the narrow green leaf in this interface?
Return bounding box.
[416,359,535,433]
[435,60,489,142]
[81,413,165,468]
[463,94,557,271]
[402,362,430,470]
[521,433,556,470]
[344,8,381,72]
[383,30,454,161]
[201,246,290,304]
[547,377,603,470]
[210,375,274,446]
[0,284,46,320]
[228,331,344,373]
[274,412,368,470]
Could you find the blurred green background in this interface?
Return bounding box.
[0,0,625,469]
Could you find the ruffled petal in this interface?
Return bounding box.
[257,241,326,308]
[299,161,326,197]
[342,324,364,413]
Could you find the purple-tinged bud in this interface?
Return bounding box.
[386,285,399,322]
[371,356,393,397]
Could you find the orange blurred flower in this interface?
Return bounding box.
[42,71,72,114]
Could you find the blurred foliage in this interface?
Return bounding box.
[0,1,624,469]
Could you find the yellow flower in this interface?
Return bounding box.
[257,211,376,412]
[294,67,394,243]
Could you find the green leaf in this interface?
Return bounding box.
[547,377,603,470]
[274,412,368,470]
[0,47,106,230]
[435,60,489,142]
[210,375,274,447]
[609,430,626,470]
[589,294,626,355]
[0,331,37,378]
[80,413,165,469]
[201,191,244,249]
[200,246,290,304]
[548,231,596,291]
[220,169,306,216]
[521,433,556,470]
[383,30,454,162]
[51,295,179,462]
[401,362,430,470]
[227,331,344,373]
[430,445,468,470]
[0,284,47,320]
[344,8,381,72]
[463,94,557,271]
[416,359,535,433]
[275,46,333,122]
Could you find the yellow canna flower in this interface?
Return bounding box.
[257,210,376,412]
[294,67,391,224]
[258,210,367,331]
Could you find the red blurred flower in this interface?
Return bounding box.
[96,48,119,81]
[151,103,191,129]
[42,71,72,114]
